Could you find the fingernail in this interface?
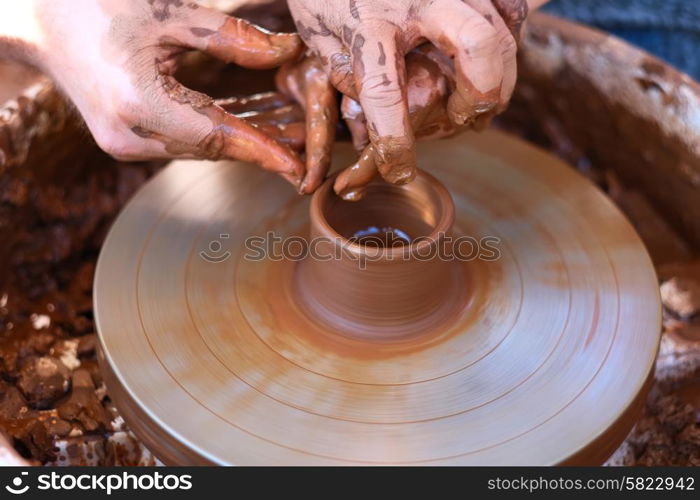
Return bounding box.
[339,187,367,201]
[333,175,349,195]
[298,178,308,195]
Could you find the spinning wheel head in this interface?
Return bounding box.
[95,130,661,465]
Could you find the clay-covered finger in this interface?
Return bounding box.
[237,104,305,126]
[300,61,338,194]
[413,44,457,91]
[341,95,369,151]
[405,51,456,139]
[464,0,518,110]
[313,37,358,100]
[420,0,504,125]
[335,50,453,201]
[328,51,357,100]
[199,105,304,184]
[253,122,306,151]
[334,144,378,201]
[170,5,303,69]
[132,75,303,186]
[404,52,449,127]
[275,62,305,104]
[215,92,293,114]
[350,23,415,185]
[274,56,340,193]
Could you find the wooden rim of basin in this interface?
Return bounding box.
[94,129,661,465]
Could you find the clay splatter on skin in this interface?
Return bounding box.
[377,42,386,66]
[394,45,404,83]
[193,128,226,159]
[129,124,195,157]
[130,126,154,138]
[295,18,331,41]
[329,52,357,98]
[147,0,184,22]
[642,60,666,76]
[294,20,315,41]
[158,75,213,109]
[342,25,353,45]
[349,0,360,20]
[314,15,333,37]
[351,33,366,87]
[190,27,215,38]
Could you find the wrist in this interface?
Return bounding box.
[0,0,45,66]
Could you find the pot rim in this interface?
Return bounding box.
[309,169,456,259]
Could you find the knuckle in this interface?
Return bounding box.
[112,97,146,128]
[360,73,402,102]
[93,127,139,160]
[115,108,140,128]
[361,88,403,108]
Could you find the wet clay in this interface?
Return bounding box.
[215,92,306,151]
[205,17,303,69]
[295,169,464,341]
[276,56,338,193]
[334,49,450,200]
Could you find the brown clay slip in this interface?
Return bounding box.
[335,49,450,199]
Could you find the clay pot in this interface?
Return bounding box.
[294,170,465,340]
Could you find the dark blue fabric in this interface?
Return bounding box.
[543,0,700,80]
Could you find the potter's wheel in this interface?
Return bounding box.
[94,129,661,465]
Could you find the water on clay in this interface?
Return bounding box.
[323,182,439,248]
[350,226,413,247]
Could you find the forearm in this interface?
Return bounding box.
[0,0,44,66]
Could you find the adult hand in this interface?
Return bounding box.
[2,0,305,186]
[287,0,527,185]
[335,45,457,200]
[275,56,338,193]
[275,45,458,199]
